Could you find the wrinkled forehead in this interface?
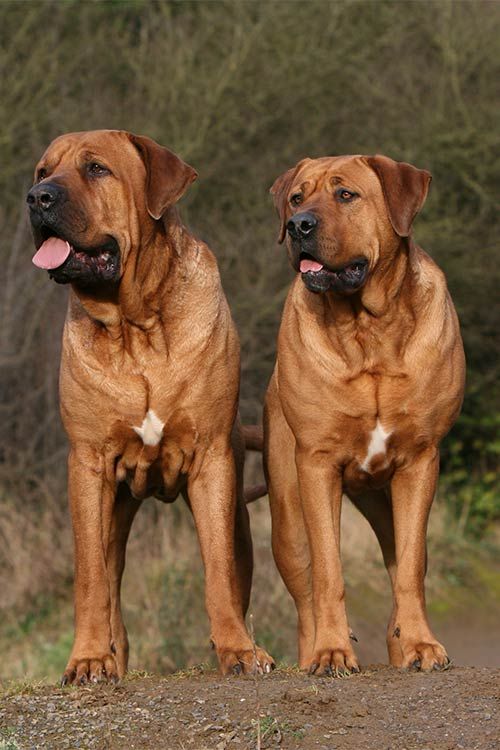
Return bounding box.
[38,130,140,170]
[294,155,381,194]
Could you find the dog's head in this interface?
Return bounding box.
[270,154,431,295]
[27,130,197,287]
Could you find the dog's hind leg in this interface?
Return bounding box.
[232,420,253,616]
[106,483,141,677]
[233,497,253,616]
[264,392,315,670]
[349,489,402,667]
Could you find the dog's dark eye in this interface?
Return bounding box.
[87,162,109,177]
[336,188,357,202]
[290,193,303,207]
[37,168,47,182]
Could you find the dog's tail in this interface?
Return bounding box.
[242,424,267,503]
[241,424,263,452]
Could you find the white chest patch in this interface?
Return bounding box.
[133,409,164,446]
[361,420,391,473]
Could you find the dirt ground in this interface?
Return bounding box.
[1,665,498,750]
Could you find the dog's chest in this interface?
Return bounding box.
[132,408,165,446]
[337,413,396,490]
[359,419,392,473]
[88,364,200,500]
[109,406,197,501]
[289,362,427,488]
[340,381,438,490]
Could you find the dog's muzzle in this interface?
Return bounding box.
[27,184,120,287]
[299,253,369,295]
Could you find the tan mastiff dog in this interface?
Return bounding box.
[265,155,465,675]
[27,130,274,683]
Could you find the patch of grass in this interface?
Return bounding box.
[0,730,20,750]
[0,678,48,698]
[0,585,75,682]
[252,716,306,745]
[124,669,155,681]
[172,663,211,679]
[290,727,306,740]
[37,629,74,679]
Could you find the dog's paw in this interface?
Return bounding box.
[400,640,450,672]
[308,646,360,677]
[218,647,275,676]
[61,654,120,686]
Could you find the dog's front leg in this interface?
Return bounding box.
[296,450,359,675]
[187,440,274,675]
[391,448,449,671]
[62,446,118,685]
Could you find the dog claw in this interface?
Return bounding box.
[309,663,319,675]
[349,632,358,642]
[411,659,421,671]
[433,657,451,671]
[60,675,69,687]
[220,647,274,676]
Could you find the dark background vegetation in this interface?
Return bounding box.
[0,0,498,677]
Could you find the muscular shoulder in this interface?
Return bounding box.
[410,245,448,297]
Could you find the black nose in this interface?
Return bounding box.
[26,182,64,211]
[286,211,318,239]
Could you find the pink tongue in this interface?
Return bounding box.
[32,238,71,270]
[300,258,324,273]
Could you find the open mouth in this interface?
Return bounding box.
[299,252,368,294]
[32,228,120,286]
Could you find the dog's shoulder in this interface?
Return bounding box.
[410,244,448,295]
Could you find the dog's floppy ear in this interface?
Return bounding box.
[129,133,198,220]
[364,155,431,237]
[270,159,309,244]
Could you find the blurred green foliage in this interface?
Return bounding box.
[440,396,500,538]
[0,0,498,550]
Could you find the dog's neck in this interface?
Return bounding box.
[321,237,417,323]
[69,209,198,343]
[357,237,414,318]
[293,238,431,369]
